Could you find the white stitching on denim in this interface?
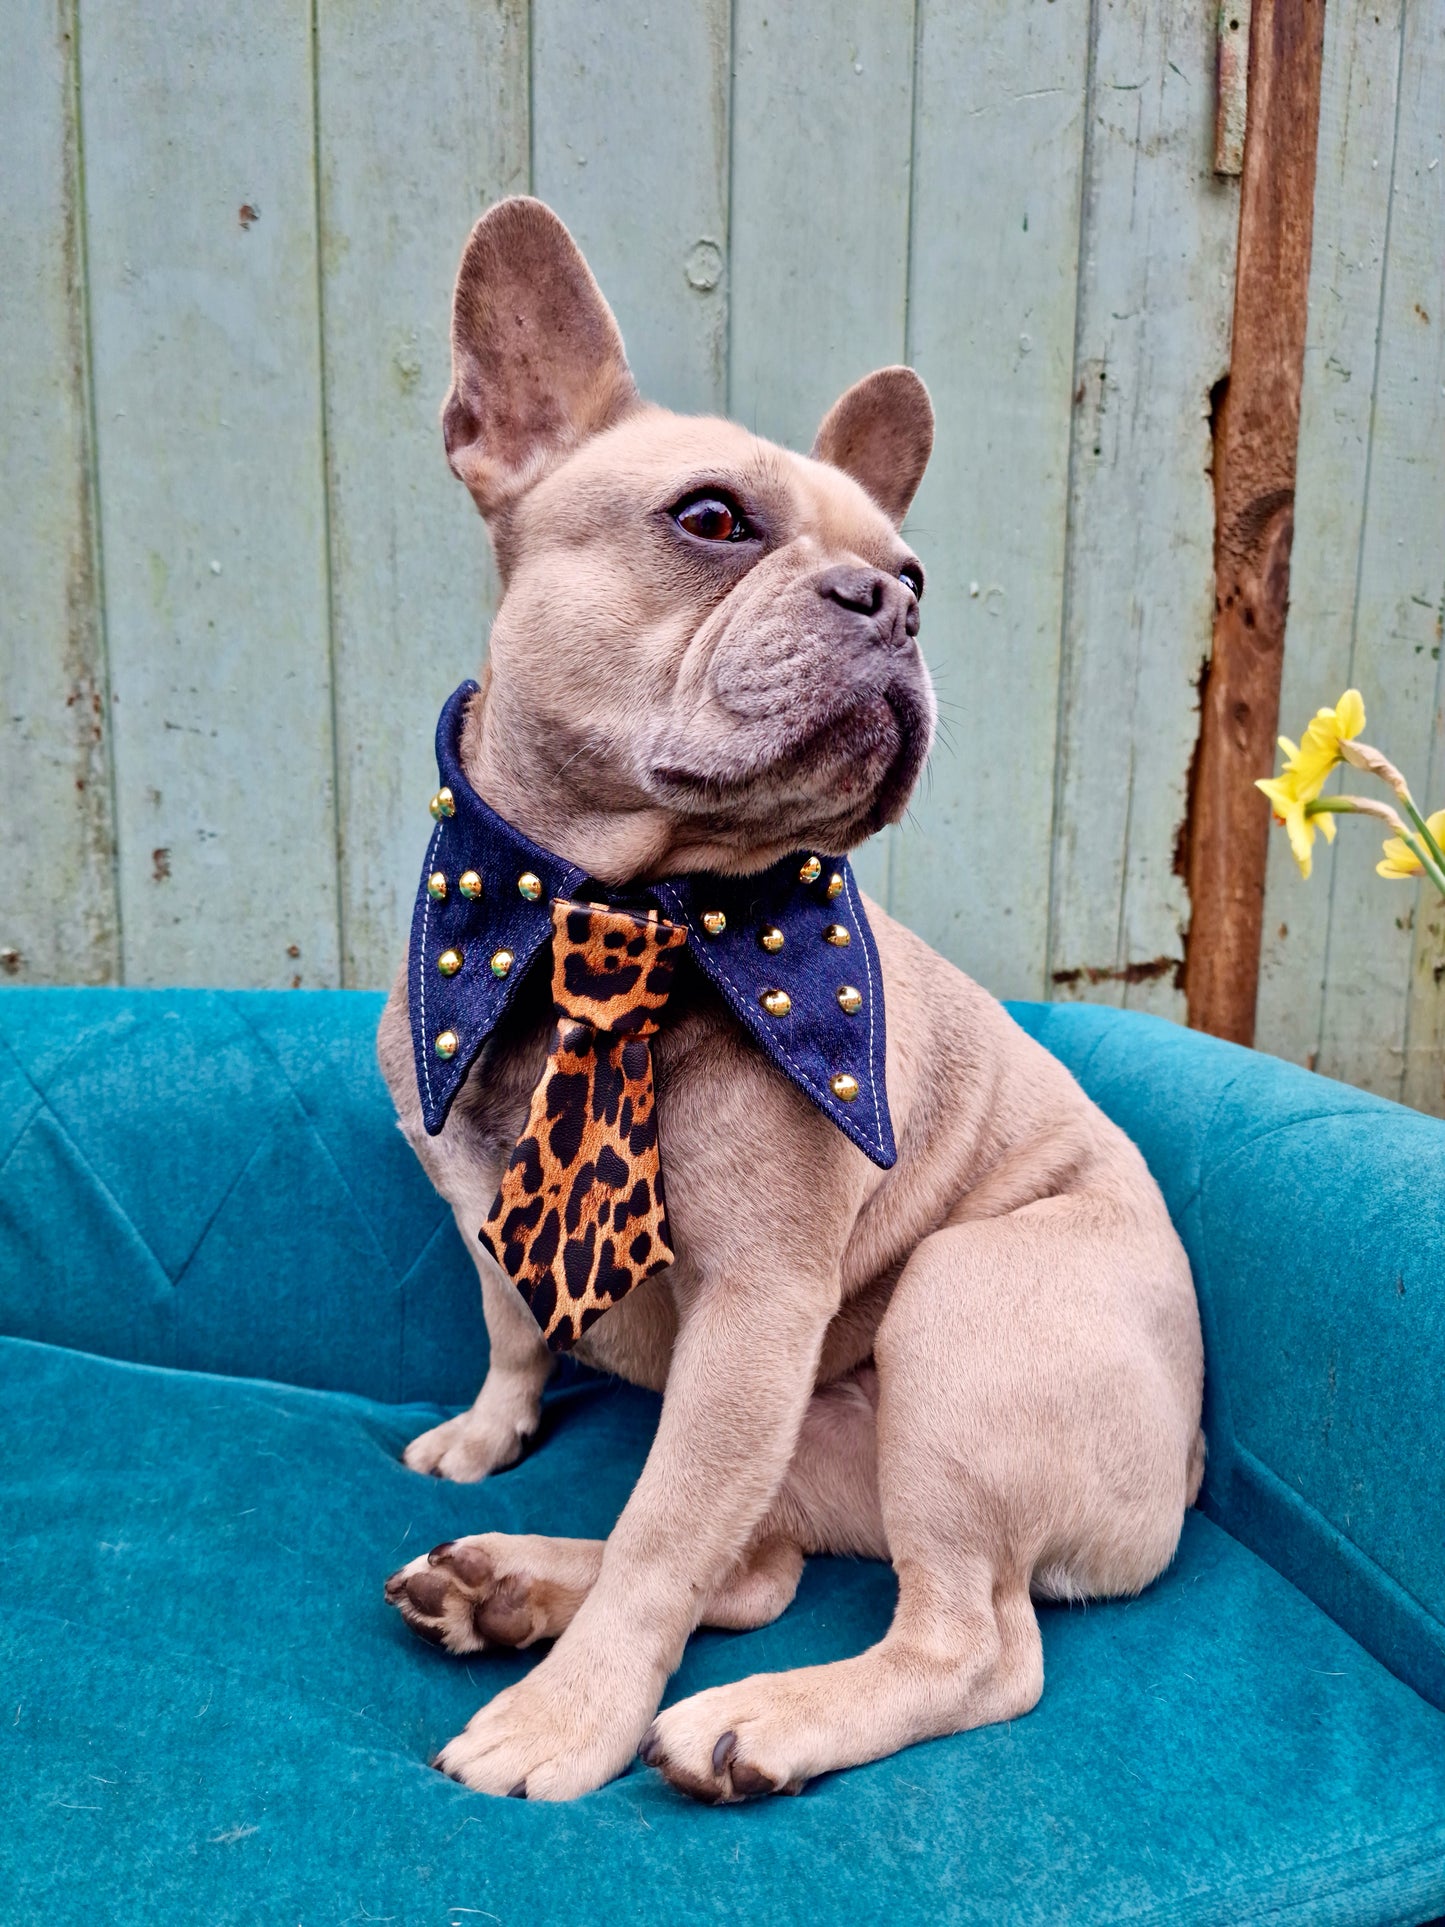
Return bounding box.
[655,880,884,1164]
[841,867,883,1137]
[418,820,443,1109]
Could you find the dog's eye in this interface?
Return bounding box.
[674,495,749,542]
[899,562,924,599]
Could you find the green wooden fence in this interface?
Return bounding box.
[3,0,1442,1113]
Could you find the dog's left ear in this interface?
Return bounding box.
[812,368,934,526]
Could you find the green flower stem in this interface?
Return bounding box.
[1304,796,1445,898]
[1402,796,1445,876]
[1306,795,1402,826]
[1406,833,1445,900]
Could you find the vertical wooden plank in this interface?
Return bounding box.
[1315,5,1445,1104]
[728,0,914,902]
[80,1,339,988]
[1184,0,1326,1047]
[1048,2,1239,1020]
[532,2,729,416]
[318,0,529,990]
[728,2,913,450]
[1253,0,1403,1069]
[887,0,1092,999]
[0,0,118,986]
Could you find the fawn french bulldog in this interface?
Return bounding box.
[377,197,1204,1803]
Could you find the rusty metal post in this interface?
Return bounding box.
[1184,0,1326,1045]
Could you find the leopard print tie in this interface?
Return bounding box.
[479,900,688,1351]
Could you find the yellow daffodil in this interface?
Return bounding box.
[1257,686,1444,898]
[1276,688,1367,796]
[1378,809,1445,880]
[1256,766,1336,879]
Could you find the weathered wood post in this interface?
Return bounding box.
[1184,0,1326,1044]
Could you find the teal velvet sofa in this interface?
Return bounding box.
[2,987,1443,1927]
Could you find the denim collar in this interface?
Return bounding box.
[408,681,895,1169]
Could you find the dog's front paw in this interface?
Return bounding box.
[431,1659,645,1800]
[402,1405,529,1483]
[640,1680,812,1804]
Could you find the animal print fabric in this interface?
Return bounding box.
[479,900,689,1350]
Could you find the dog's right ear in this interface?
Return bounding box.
[442,198,640,521]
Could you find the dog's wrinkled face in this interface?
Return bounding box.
[443,199,936,883]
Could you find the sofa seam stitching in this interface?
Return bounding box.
[226,996,404,1288]
[1228,1438,1445,1641]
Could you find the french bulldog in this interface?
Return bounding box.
[377,196,1204,1803]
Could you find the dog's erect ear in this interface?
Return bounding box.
[442,198,640,519]
[812,368,934,527]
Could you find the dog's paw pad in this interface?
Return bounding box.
[385,1537,559,1654]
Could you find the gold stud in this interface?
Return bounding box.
[437,946,464,978]
[827,871,845,900]
[490,948,514,978]
[760,988,792,1017]
[458,869,483,900]
[760,925,785,953]
[517,871,542,901]
[823,923,851,947]
[429,787,455,820]
[830,1071,860,1102]
[434,1029,458,1060]
[701,910,726,936]
[837,985,863,1015]
[799,855,823,884]
[426,871,448,901]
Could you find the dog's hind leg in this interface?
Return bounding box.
[642,1207,1194,1801]
[641,1555,1041,1801]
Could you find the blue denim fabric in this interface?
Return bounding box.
[409,682,895,1165]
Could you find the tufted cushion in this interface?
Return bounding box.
[0,989,484,1404]
[4,1332,1445,1926]
[3,988,1444,1922]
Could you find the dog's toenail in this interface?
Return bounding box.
[427,1540,456,1566]
[638,1724,663,1767]
[711,1730,737,1776]
[403,1611,448,1648]
[507,1779,527,1799]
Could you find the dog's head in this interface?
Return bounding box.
[444,198,935,884]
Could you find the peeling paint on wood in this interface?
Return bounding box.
[1185,0,1325,1049]
[1255,0,1404,1070]
[533,0,730,417]
[1215,0,1252,176]
[1320,2,1445,1105]
[886,0,1091,998]
[1048,0,1240,1024]
[0,0,118,986]
[1254,0,1445,1114]
[80,0,339,988]
[318,0,529,989]
[2,0,1440,1114]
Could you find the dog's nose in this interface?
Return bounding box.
[817,564,886,615]
[816,565,919,646]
